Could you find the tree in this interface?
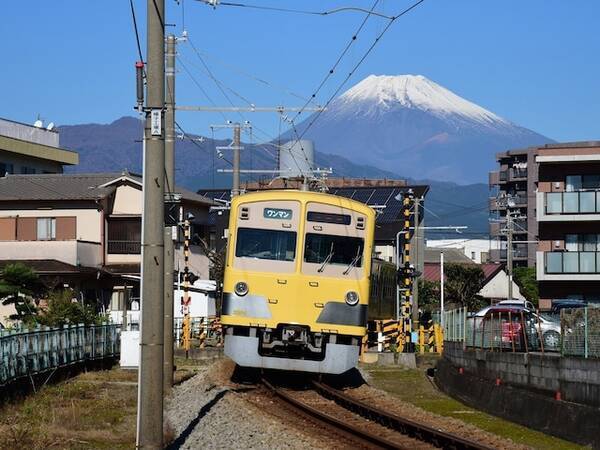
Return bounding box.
[444,263,485,311]
[419,279,441,313]
[37,290,102,327]
[0,263,46,325]
[513,266,539,307]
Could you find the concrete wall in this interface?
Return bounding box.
[0,240,102,267]
[442,341,600,407]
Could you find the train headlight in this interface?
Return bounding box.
[345,291,359,306]
[234,281,249,296]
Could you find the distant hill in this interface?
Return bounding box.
[59,116,490,237]
[287,74,553,184]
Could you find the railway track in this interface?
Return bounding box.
[261,377,493,450]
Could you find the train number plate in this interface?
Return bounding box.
[263,208,293,220]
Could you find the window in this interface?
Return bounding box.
[20,166,36,174]
[0,163,14,175]
[566,175,582,192]
[235,228,296,261]
[307,211,351,225]
[107,218,141,254]
[304,233,364,267]
[37,218,56,240]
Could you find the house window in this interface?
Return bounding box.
[108,218,141,254]
[37,218,56,240]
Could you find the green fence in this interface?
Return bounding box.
[442,308,468,342]
[0,324,120,387]
[561,308,600,358]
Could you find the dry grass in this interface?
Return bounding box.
[0,366,191,449]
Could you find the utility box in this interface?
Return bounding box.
[120,330,140,368]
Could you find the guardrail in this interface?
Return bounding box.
[0,324,120,387]
[546,191,600,214]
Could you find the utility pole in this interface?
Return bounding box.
[232,123,241,196]
[412,197,420,328]
[163,33,176,393]
[440,251,445,328]
[211,122,251,198]
[136,0,165,447]
[507,211,514,301]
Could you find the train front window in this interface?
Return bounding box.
[304,233,363,268]
[235,227,297,261]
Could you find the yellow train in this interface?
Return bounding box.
[222,189,393,374]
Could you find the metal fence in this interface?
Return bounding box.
[463,312,546,352]
[0,324,120,387]
[173,316,222,348]
[442,308,468,342]
[561,308,600,358]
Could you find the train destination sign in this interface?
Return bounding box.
[263,208,293,220]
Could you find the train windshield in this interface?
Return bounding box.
[304,233,363,268]
[235,227,297,261]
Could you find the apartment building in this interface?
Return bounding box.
[535,142,600,310]
[0,117,78,174]
[489,148,537,267]
[0,172,213,322]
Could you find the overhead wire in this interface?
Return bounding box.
[196,1,395,20]
[287,0,426,152]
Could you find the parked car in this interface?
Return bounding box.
[550,300,587,315]
[474,305,561,351]
[497,299,535,310]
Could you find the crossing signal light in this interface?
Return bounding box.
[179,271,199,285]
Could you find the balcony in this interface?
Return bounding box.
[509,168,528,181]
[489,244,529,262]
[107,240,141,254]
[546,251,600,273]
[537,191,600,222]
[0,240,102,268]
[538,251,600,281]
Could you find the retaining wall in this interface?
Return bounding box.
[436,342,600,448]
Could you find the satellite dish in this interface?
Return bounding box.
[33,120,43,128]
[46,122,55,131]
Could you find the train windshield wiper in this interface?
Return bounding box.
[317,243,335,273]
[343,247,362,275]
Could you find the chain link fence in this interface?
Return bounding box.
[561,308,600,358]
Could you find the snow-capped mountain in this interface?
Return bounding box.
[289,74,552,183]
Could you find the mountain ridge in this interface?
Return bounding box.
[288,74,553,183]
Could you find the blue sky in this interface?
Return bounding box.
[1,1,599,143]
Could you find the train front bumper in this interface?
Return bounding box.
[224,334,359,374]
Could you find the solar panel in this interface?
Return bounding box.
[366,188,394,205]
[351,189,373,203]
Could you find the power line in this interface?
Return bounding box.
[196,1,395,20]
[128,0,145,64]
[175,121,233,166]
[288,0,425,150]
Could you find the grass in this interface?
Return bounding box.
[364,365,586,450]
[0,369,137,449]
[0,364,199,449]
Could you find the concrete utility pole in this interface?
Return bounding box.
[136,0,165,447]
[232,123,241,196]
[412,197,420,328]
[507,211,514,301]
[163,33,176,393]
[440,251,445,329]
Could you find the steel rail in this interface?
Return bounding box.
[312,381,494,450]
[261,378,409,449]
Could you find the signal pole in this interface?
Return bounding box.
[136,0,165,447]
[163,33,176,393]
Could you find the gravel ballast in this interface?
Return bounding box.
[164,360,326,449]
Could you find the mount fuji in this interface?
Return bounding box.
[288,75,553,183]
